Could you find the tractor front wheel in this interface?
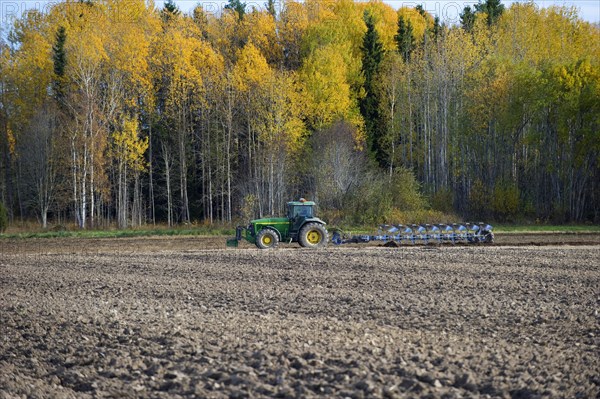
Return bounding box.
[299,223,328,249]
[256,228,279,249]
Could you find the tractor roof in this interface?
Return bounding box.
[287,200,316,206]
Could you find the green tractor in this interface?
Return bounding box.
[228,199,328,249]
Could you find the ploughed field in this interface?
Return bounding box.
[1,236,599,398]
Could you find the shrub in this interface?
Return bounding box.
[344,168,428,225]
[346,172,392,225]
[491,180,520,221]
[468,179,490,219]
[0,202,8,233]
[388,168,427,211]
[430,188,454,214]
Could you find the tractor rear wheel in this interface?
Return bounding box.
[256,228,279,249]
[299,223,328,248]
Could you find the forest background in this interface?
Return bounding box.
[0,0,598,232]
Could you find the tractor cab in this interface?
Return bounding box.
[288,199,316,238]
[287,199,315,220]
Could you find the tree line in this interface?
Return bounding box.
[0,0,598,229]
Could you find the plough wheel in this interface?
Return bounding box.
[482,230,494,243]
[299,223,328,248]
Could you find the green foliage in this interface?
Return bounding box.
[52,26,66,102]
[432,16,441,40]
[395,16,415,62]
[474,0,505,26]
[431,188,454,214]
[345,168,427,225]
[491,180,519,221]
[225,0,246,19]
[349,175,393,225]
[0,203,8,233]
[469,179,490,219]
[265,0,276,18]
[388,168,427,211]
[360,10,385,167]
[162,0,180,20]
[460,7,475,32]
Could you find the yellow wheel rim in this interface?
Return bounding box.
[262,235,272,245]
[307,230,321,244]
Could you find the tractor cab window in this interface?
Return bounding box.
[289,205,313,219]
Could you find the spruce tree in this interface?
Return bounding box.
[265,0,276,18]
[52,26,67,103]
[360,10,385,167]
[475,0,505,26]
[162,0,180,21]
[433,16,441,41]
[460,6,475,32]
[225,0,246,19]
[395,16,415,62]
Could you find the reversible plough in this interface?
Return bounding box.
[332,223,494,245]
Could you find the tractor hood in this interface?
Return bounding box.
[250,217,327,225]
[250,217,289,225]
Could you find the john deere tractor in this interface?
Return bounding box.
[228,199,328,249]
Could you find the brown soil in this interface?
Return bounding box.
[1,236,599,398]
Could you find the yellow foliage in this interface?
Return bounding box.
[6,11,53,127]
[303,0,366,61]
[205,10,244,64]
[496,3,600,65]
[360,1,399,52]
[7,127,16,156]
[104,3,160,99]
[233,42,273,91]
[244,11,281,65]
[397,7,432,41]
[112,117,148,172]
[300,44,354,130]
[278,1,309,66]
[152,16,223,111]
[256,71,306,155]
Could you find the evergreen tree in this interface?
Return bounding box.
[415,5,426,17]
[395,16,415,62]
[162,0,180,21]
[433,16,441,40]
[52,26,67,103]
[460,6,475,32]
[360,10,385,167]
[475,0,505,26]
[265,0,276,18]
[225,0,246,20]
